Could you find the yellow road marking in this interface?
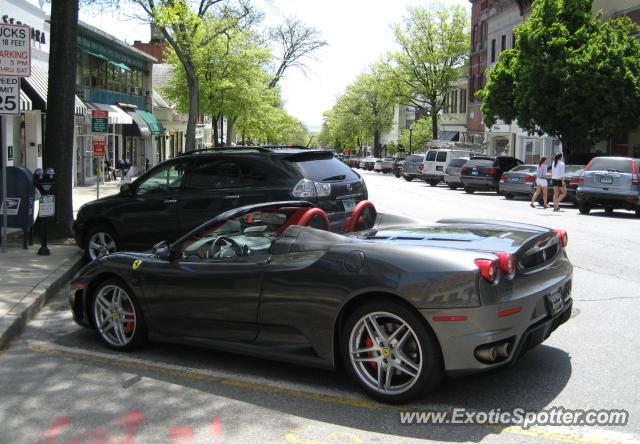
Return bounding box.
[27,341,633,444]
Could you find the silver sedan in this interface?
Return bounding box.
[499,165,539,199]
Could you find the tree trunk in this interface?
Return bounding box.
[185,64,199,151]
[212,117,219,147]
[43,0,79,239]
[373,130,381,157]
[431,100,439,141]
[226,117,237,146]
[219,116,224,146]
[560,134,573,164]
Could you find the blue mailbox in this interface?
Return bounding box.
[0,167,35,249]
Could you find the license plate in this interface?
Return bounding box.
[509,177,522,183]
[546,290,564,316]
[436,166,443,171]
[343,199,356,212]
[600,176,613,184]
[472,170,479,175]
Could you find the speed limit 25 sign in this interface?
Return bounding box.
[0,76,19,115]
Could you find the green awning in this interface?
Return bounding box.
[135,109,165,135]
[82,48,130,70]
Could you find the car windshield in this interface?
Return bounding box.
[463,159,493,167]
[565,165,584,175]
[448,158,468,167]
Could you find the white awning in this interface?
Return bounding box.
[88,102,133,125]
[20,89,32,111]
[22,64,88,115]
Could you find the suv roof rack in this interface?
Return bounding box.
[177,146,272,156]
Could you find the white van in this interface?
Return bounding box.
[421,149,475,186]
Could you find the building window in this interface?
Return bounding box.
[491,39,496,63]
[501,34,507,52]
[452,90,458,114]
[460,89,467,113]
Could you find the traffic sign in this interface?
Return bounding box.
[0,23,31,77]
[92,137,106,157]
[0,76,20,115]
[91,109,109,133]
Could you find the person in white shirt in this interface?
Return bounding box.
[530,156,549,208]
[551,153,567,211]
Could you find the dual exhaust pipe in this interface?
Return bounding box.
[474,341,512,364]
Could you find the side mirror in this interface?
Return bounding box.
[152,241,173,260]
[120,183,133,196]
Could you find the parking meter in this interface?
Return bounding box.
[33,168,55,256]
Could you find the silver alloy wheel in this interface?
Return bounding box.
[93,284,137,347]
[88,231,116,260]
[349,311,423,395]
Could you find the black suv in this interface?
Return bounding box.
[460,156,523,194]
[74,147,368,260]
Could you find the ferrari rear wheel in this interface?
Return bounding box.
[342,302,443,403]
[92,278,147,350]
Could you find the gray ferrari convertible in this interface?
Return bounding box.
[69,200,573,403]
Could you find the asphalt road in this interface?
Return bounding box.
[0,170,638,444]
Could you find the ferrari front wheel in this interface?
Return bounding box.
[92,278,147,350]
[342,302,443,403]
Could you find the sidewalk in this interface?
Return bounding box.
[0,179,125,349]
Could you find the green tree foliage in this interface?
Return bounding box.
[399,117,433,153]
[387,4,469,140]
[319,65,396,156]
[480,0,640,161]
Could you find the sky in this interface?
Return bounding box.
[35,0,471,132]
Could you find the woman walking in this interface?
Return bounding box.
[551,153,567,211]
[531,157,548,208]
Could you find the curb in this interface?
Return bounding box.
[0,252,84,350]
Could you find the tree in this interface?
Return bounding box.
[268,17,327,88]
[479,0,640,162]
[42,0,80,238]
[132,0,255,151]
[386,4,469,140]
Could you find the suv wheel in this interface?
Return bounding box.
[429,180,439,187]
[85,225,118,261]
[403,176,414,182]
[605,207,614,214]
[578,203,591,215]
[341,301,443,403]
[464,187,474,194]
[447,183,458,190]
[505,193,514,200]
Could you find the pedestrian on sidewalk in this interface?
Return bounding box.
[530,156,549,208]
[552,153,567,211]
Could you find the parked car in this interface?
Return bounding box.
[73,147,368,261]
[460,156,524,194]
[70,200,572,403]
[421,149,475,186]
[348,157,361,169]
[563,165,585,205]
[444,157,471,189]
[499,165,538,199]
[374,157,395,173]
[576,156,640,216]
[401,154,426,181]
[359,156,377,171]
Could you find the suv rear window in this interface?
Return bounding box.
[436,151,448,162]
[286,157,359,181]
[448,158,468,168]
[463,159,493,167]
[406,155,425,162]
[426,151,437,161]
[586,158,634,173]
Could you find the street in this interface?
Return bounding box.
[0,170,638,444]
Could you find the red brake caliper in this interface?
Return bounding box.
[124,303,134,330]
[365,337,377,370]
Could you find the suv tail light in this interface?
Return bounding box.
[500,174,508,182]
[418,164,424,172]
[495,252,515,275]
[475,259,498,283]
[569,177,580,186]
[461,167,470,175]
[525,176,535,183]
[292,179,332,198]
[554,229,568,247]
[632,160,639,185]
